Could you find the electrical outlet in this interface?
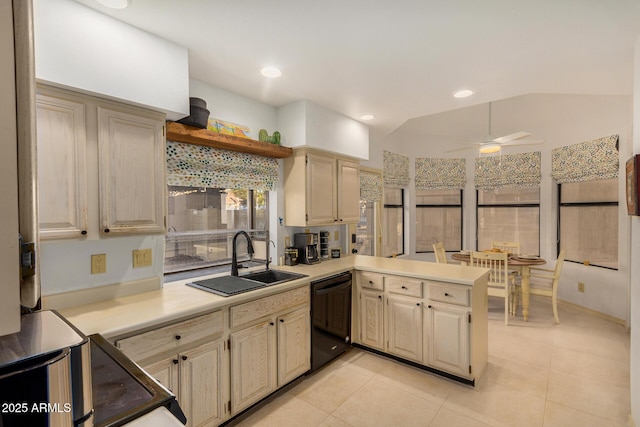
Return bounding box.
[133,249,153,268]
[334,230,339,240]
[91,254,106,274]
[284,236,290,247]
[578,282,585,292]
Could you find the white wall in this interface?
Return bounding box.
[629,35,640,427]
[34,0,189,120]
[369,93,632,322]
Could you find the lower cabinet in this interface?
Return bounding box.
[387,296,422,362]
[359,289,385,350]
[424,304,470,378]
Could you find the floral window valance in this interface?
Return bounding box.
[415,158,466,190]
[475,151,541,190]
[166,141,279,191]
[383,150,410,188]
[360,169,383,201]
[551,135,619,183]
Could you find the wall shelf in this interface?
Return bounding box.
[166,122,293,158]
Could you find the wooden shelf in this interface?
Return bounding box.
[166,122,293,159]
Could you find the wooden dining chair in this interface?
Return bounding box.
[491,240,520,255]
[520,250,566,324]
[432,242,447,264]
[471,251,516,325]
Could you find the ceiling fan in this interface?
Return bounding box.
[446,102,543,154]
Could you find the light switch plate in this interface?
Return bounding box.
[133,249,153,268]
[91,254,106,274]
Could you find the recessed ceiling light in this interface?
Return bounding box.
[96,0,129,8]
[453,89,475,98]
[360,114,375,121]
[260,67,282,78]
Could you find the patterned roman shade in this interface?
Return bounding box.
[551,135,619,183]
[383,150,410,188]
[360,169,383,201]
[415,158,466,190]
[475,151,541,190]
[166,141,279,190]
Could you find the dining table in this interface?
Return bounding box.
[451,251,546,321]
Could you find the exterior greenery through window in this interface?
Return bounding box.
[416,189,463,253]
[165,186,268,274]
[476,187,540,254]
[383,188,404,257]
[558,178,618,269]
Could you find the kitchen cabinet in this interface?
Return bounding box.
[35,85,166,238]
[424,303,469,378]
[229,285,310,414]
[283,148,360,226]
[36,93,88,239]
[116,310,228,427]
[357,272,385,351]
[387,296,423,362]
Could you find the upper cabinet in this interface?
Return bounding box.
[36,86,166,239]
[284,148,360,226]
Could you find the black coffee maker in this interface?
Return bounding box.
[294,233,320,264]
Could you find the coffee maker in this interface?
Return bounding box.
[294,233,320,264]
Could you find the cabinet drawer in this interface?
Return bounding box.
[428,283,470,307]
[386,276,423,298]
[116,310,224,362]
[230,286,309,329]
[359,271,384,291]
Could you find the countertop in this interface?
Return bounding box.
[59,255,488,340]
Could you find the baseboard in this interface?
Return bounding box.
[41,277,162,310]
[557,297,627,328]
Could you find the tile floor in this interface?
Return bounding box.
[231,295,631,427]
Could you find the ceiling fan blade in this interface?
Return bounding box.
[499,139,544,147]
[493,131,531,143]
[443,145,478,153]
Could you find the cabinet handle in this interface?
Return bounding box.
[172,359,179,364]
[175,335,181,340]
[181,355,187,361]
[279,319,285,323]
[377,295,382,299]
[444,293,450,297]
[428,305,432,309]
[270,322,275,326]
[416,302,420,306]
[369,280,373,284]
[401,286,407,289]
[81,230,87,235]
[104,228,110,233]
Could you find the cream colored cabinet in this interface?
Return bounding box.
[424,304,470,378]
[284,149,360,226]
[97,106,165,234]
[116,310,228,427]
[36,93,88,239]
[35,85,166,238]
[359,289,385,350]
[229,286,310,415]
[387,296,423,362]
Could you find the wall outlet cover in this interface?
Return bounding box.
[91,254,107,274]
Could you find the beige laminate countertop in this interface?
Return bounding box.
[58,255,488,340]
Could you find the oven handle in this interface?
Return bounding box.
[314,280,351,295]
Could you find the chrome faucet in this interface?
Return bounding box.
[266,239,276,270]
[231,231,254,276]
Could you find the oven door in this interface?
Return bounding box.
[311,272,352,371]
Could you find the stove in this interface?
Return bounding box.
[89,334,186,426]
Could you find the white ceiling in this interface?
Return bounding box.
[74,0,640,141]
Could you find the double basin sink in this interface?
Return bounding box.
[188,269,308,297]
[239,269,307,285]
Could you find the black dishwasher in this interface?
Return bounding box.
[310,272,352,371]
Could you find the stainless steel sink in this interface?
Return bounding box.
[240,270,308,285]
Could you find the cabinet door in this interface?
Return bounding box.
[144,355,180,397]
[230,320,276,414]
[180,340,227,427]
[425,304,470,378]
[359,289,384,350]
[337,159,360,223]
[387,296,423,362]
[306,152,337,225]
[97,106,165,234]
[36,94,88,238]
[277,307,310,386]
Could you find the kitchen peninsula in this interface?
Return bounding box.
[57,255,489,426]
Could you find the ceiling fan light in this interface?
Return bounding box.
[479,144,501,154]
[453,89,474,98]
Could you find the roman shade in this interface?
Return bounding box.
[166,141,279,191]
[415,158,466,190]
[360,169,383,201]
[383,150,410,188]
[475,151,541,190]
[551,134,619,183]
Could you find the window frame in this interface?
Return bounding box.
[557,181,618,270]
[383,187,405,257]
[415,189,463,253]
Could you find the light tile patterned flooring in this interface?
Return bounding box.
[231,295,631,427]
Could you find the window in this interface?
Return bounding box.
[559,178,618,269]
[354,200,377,256]
[477,187,540,254]
[165,186,268,274]
[416,189,462,252]
[382,188,404,257]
